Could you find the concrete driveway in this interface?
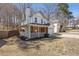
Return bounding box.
[58,32,79,39]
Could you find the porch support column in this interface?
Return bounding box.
[38,26,39,37]
[29,25,31,38]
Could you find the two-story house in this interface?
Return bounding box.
[19,8,49,39]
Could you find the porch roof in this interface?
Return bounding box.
[30,23,49,25]
[20,23,49,28]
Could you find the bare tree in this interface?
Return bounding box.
[17,3,32,24]
[42,3,58,21]
[0,3,20,30]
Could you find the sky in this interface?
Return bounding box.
[68,3,79,18]
[32,3,79,18]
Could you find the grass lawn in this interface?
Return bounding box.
[0,36,79,56]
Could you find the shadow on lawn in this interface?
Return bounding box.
[0,39,7,48]
[17,40,41,50]
[26,33,62,41]
[17,34,62,50]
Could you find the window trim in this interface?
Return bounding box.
[41,19,43,24]
[35,17,37,23]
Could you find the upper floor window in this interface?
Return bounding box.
[0,18,1,22]
[44,21,46,24]
[41,19,43,24]
[35,17,37,23]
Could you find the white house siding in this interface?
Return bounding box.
[21,8,48,25]
[29,16,48,24]
[20,8,49,39]
[21,8,31,25]
[20,25,48,39]
[48,24,54,37]
[48,20,60,37]
[53,23,58,33]
[30,32,46,38]
[20,27,29,37]
[21,15,48,25]
[76,25,79,28]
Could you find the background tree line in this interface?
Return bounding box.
[0,3,74,31]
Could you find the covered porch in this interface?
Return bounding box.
[20,24,48,39]
[30,24,48,38]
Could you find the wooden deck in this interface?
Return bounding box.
[0,30,19,38]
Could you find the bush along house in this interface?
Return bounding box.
[19,8,49,39]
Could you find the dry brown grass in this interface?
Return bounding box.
[67,29,79,32]
[0,37,79,56]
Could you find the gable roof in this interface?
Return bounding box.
[32,11,48,19]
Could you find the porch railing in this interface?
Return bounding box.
[20,32,46,39]
[30,32,46,38]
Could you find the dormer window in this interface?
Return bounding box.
[35,17,37,23]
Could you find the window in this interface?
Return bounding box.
[0,18,1,22]
[41,27,44,32]
[35,17,37,23]
[20,28,25,32]
[30,26,33,33]
[44,21,46,24]
[41,19,43,24]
